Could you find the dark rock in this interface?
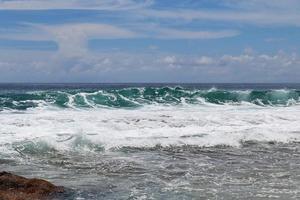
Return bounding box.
[0,171,64,200]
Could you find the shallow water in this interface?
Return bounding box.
[1,84,300,199]
[2,142,300,199]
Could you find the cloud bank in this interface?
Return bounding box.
[1,50,299,82]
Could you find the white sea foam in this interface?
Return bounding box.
[0,104,300,155]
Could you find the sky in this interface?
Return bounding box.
[0,0,300,83]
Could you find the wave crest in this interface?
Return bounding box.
[0,87,299,110]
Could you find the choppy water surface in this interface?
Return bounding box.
[1,83,300,199]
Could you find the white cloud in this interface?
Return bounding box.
[41,23,137,56]
[0,25,49,41]
[155,28,239,39]
[162,56,176,64]
[141,4,300,27]
[158,51,300,75]
[0,50,299,82]
[0,0,153,10]
[195,56,215,65]
[0,23,138,57]
[220,54,254,64]
[0,22,240,57]
[222,0,300,11]
[2,0,299,27]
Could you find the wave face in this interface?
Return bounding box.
[0,87,300,110]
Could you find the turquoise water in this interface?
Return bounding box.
[0,86,299,110]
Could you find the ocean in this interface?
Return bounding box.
[0,83,300,199]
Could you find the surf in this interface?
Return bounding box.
[0,87,300,110]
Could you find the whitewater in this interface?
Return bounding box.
[1,84,300,199]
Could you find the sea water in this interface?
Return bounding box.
[0,83,300,199]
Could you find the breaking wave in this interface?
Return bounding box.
[0,87,299,110]
[1,86,300,153]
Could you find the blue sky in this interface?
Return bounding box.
[0,0,300,82]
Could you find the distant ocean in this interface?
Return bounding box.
[1,83,300,199]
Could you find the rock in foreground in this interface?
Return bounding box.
[0,171,64,200]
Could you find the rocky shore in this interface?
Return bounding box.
[0,171,64,200]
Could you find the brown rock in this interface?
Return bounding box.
[0,171,64,200]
